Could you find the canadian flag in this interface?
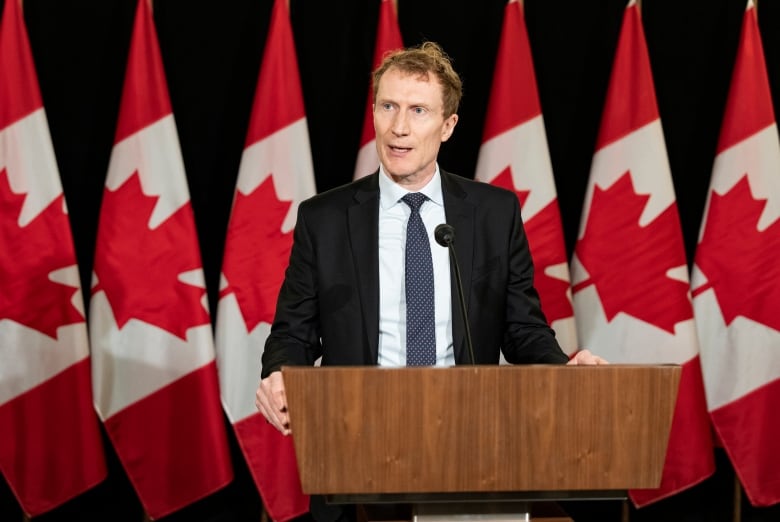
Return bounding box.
[474,0,577,355]
[89,0,232,518]
[215,0,315,520]
[0,0,106,516]
[353,0,403,180]
[570,0,714,506]
[691,0,780,507]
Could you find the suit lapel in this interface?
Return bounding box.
[441,171,475,364]
[348,174,381,364]
[348,171,475,365]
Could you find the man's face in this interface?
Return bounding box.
[373,68,458,188]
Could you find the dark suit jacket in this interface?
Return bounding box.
[262,169,567,376]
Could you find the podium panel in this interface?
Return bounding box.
[283,365,680,495]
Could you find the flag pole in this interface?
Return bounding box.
[621,498,630,522]
[732,475,742,522]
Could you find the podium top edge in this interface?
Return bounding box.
[282,364,681,373]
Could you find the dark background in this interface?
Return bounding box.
[2,0,780,520]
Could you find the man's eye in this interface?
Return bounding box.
[382,103,394,110]
[412,107,426,115]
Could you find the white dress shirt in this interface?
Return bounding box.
[376,165,455,367]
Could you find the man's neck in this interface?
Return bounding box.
[379,164,438,193]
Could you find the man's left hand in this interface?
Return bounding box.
[567,349,609,365]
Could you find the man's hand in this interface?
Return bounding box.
[567,349,609,365]
[255,371,291,435]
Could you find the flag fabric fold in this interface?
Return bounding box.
[570,0,714,506]
[89,0,232,518]
[692,0,780,507]
[0,0,107,516]
[475,0,577,355]
[215,0,315,519]
[353,0,403,180]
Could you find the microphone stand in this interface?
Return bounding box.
[435,224,476,365]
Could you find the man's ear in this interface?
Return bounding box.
[441,114,458,142]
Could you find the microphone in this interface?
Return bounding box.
[434,224,476,365]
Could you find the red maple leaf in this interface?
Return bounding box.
[92,172,210,339]
[0,169,84,338]
[572,172,692,333]
[492,168,573,323]
[692,175,780,330]
[220,176,293,332]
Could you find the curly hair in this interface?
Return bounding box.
[372,41,463,118]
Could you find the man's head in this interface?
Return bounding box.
[372,42,462,189]
[372,41,463,119]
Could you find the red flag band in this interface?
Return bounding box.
[0,0,106,516]
[89,0,232,518]
[215,0,315,519]
[692,0,780,507]
[571,0,715,507]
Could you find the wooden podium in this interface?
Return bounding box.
[283,365,680,520]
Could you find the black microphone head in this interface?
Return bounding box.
[434,223,455,247]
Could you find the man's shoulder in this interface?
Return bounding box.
[301,174,378,212]
[442,170,518,204]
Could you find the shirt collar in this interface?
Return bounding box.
[378,164,444,210]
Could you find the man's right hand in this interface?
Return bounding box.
[255,371,291,436]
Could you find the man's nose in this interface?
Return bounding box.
[391,111,410,136]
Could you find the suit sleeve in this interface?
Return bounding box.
[261,203,323,377]
[501,196,569,364]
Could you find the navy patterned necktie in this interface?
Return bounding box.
[401,193,436,366]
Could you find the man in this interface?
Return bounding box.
[256,41,604,519]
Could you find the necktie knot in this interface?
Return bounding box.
[402,193,427,213]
